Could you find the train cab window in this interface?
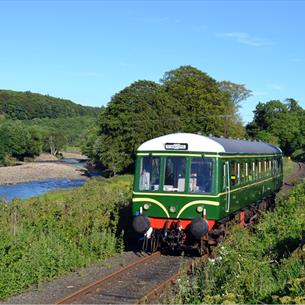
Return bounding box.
[139,156,160,191]
[164,157,186,192]
[223,164,227,190]
[189,157,213,193]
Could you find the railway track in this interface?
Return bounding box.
[5,162,303,305]
[55,251,193,304]
[53,162,305,305]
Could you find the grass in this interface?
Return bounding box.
[0,175,133,300]
[168,180,305,304]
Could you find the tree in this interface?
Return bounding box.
[44,129,67,155]
[246,99,305,155]
[161,66,245,138]
[90,80,180,173]
[218,81,252,109]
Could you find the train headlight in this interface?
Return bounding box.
[143,203,150,210]
[197,206,204,213]
[170,206,176,213]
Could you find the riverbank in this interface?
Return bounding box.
[0,162,88,185]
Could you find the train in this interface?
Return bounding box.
[131,133,283,254]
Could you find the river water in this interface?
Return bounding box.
[0,158,94,202]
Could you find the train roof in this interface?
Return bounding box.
[137,133,282,154]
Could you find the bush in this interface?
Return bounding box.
[0,175,133,299]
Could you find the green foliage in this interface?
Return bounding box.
[0,121,37,160]
[25,116,96,148]
[218,81,252,110]
[283,157,297,179]
[0,90,100,120]
[246,99,305,155]
[0,116,96,162]
[168,182,305,304]
[0,175,133,300]
[89,80,181,174]
[85,66,247,174]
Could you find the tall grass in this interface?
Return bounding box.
[0,175,133,300]
[169,182,305,304]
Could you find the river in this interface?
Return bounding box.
[0,158,98,202]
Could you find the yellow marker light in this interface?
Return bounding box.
[143,203,150,210]
[197,206,204,213]
[169,206,176,213]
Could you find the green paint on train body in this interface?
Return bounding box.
[132,150,283,222]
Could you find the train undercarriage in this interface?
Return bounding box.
[136,194,276,256]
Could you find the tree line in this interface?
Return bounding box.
[0,116,95,165]
[0,89,100,120]
[83,65,305,175]
[246,98,305,157]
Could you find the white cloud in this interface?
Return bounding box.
[217,32,272,47]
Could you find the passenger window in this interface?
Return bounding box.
[139,156,160,191]
[240,161,247,183]
[274,160,278,174]
[230,161,237,186]
[189,157,213,193]
[164,157,186,192]
[240,162,244,183]
[249,162,255,181]
[263,161,267,177]
[237,163,241,185]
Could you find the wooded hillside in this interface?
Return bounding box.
[0,90,100,120]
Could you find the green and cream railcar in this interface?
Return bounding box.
[132,133,283,251]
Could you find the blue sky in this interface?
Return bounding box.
[0,1,304,123]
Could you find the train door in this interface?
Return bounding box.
[224,161,231,212]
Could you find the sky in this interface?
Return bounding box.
[0,0,304,123]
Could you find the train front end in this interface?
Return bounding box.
[131,133,222,254]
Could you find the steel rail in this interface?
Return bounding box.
[55,251,161,304]
[137,254,209,304]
